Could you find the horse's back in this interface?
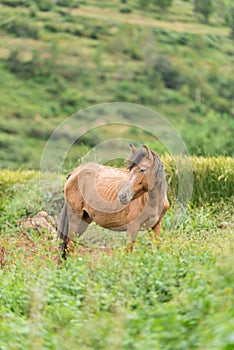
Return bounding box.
[65,162,128,209]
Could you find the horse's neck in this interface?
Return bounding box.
[148,179,166,204]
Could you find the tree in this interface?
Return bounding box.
[138,0,150,9]
[154,0,173,12]
[194,0,199,13]
[194,0,214,23]
[227,6,234,39]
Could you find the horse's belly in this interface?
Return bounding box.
[86,207,129,231]
[109,225,127,232]
[94,217,128,231]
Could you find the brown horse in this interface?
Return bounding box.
[58,145,169,259]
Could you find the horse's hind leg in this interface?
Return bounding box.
[65,206,91,255]
[58,203,90,260]
[57,202,69,260]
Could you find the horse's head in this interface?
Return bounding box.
[118,145,155,205]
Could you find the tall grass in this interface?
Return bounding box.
[159,155,233,206]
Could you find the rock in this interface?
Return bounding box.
[218,221,229,229]
[20,211,57,236]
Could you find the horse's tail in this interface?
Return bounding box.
[58,202,69,260]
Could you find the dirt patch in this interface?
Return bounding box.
[72,6,228,35]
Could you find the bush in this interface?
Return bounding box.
[60,89,85,115]
[153,0,173,12]
[194,0,214,23]
[227,6,234,39]
[119,6,132,13]
[0,0,29,7]
[153,55,185,90]
[37,0,53,11]
[56,0,78,7]
[6,46,58,81]
[181,110,234,158]
[1,18,40,38]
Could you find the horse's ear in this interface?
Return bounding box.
[142,145,153,159]
[129,144,138,153]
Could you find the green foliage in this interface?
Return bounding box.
[6,42,59,81]
[194,0,214,23]
[138,0,150,9]
[37,0,54,11]
[152,55,185,90]
[0,170,37,216]
[0,168,233,349]
[56,0,78,7]
[0,0,29,7]
[0,0,233,168]
[154,0,173,12]
[119,6,132,14]
[1,17,40,38]
[180,110,234,156]
[227,6,234,39]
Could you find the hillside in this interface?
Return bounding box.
[0,0,233,168]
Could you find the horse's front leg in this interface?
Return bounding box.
[126,223,140,252]
[152,199,170,241]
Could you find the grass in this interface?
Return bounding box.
[0,1,233,347]
[0,170,233,349]
[0,156,234,349]
[72,5,229,35]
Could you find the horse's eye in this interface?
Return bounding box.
[139,168,146,173]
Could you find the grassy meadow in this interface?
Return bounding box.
[0,0,234,349]
[0,157,233,349]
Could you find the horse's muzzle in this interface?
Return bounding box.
[118,189,133,205]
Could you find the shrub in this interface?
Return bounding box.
[0,0,29,7]
[56,0,78,7]
[37,0,53,11]
[194,0,214,23]
[227,6,234,39]
[153,55,185,90]
[153,0,173,12]
[29,3,37,17]
[138,0,150,9]
[1,18,40,38]
[60,89,85,115]
[6,45,58,81]
[119,6,132,13]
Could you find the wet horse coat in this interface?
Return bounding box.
[58,145,169,259]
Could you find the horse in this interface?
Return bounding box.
[58,145,169,259]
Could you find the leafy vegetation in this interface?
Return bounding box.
[0,166,233,349]
[0,1,233,348]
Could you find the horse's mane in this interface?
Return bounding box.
[127,148,146,171]
[127,148,161,171]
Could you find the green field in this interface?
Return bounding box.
[0,1,234,349]
[0,157,233,349]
